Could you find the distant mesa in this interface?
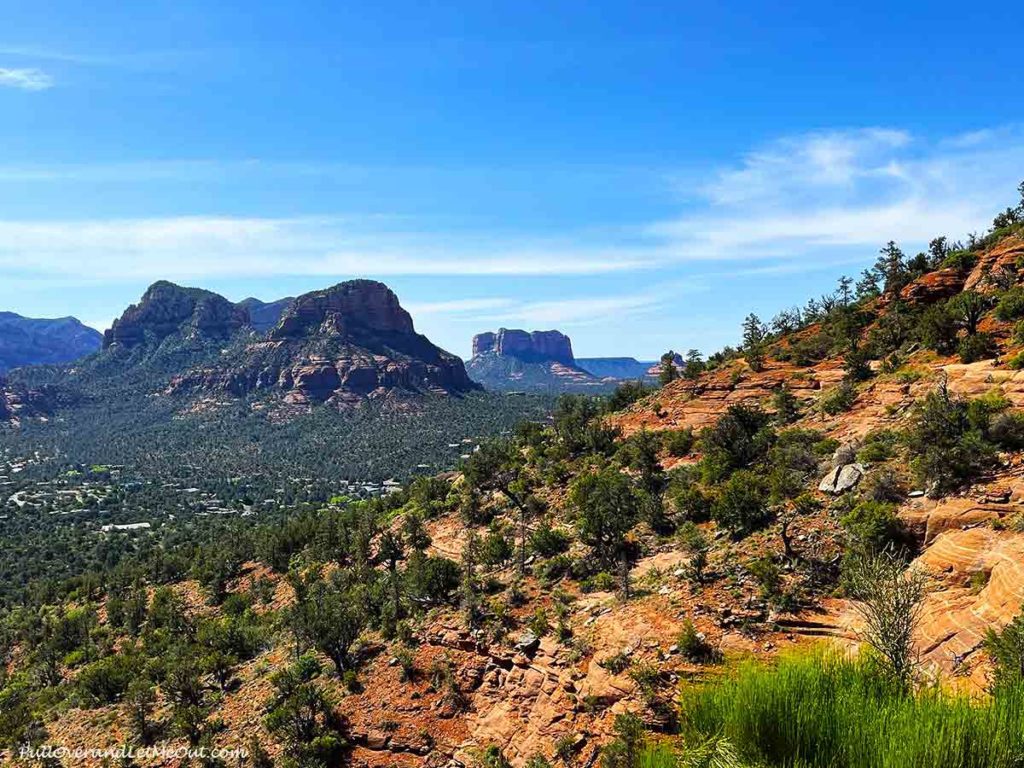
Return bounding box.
[472,328,575,366]
[467,328,619,393]
[0,311,102,374]
[575,357,653,380]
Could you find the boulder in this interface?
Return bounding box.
[818,463,866,494]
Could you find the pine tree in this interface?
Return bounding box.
[658,351,679,385]
[742,313,767,372]
[874,241,908,296]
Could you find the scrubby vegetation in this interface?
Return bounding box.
[1,183,1024,765]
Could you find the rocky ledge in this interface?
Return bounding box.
[170,281,479,407]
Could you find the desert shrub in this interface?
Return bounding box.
[819,380,857,415]
[856,429,901,463]
[995,287,1024,321]
[840,501,912,559]
[747,557,782,601]
[677,522,710,584]
[76,653,142,706]
[986,611,1024,691]
[916,301,958,354]
[941,249,978,271]
[480,525,514,568]
[988,411,1024,450]
[859,468,907,503]
[958,332,998,363]
[906,384,997,494]
[676,619,720,664]
[529,524,570,557]
[669,480,712,524]
[1008,351,1024,370]
[698,405,774,483]
[711,470,772,538]
[663,427,695,457]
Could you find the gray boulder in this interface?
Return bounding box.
[818,463,866,494]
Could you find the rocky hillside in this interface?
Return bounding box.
[0,312,101,373]
[3,279,479,418]
[467,328,613,392]
[5,199,1024,767]
[171,280,479,408]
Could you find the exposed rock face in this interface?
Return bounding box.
[818,463,866,494]
[472,328,574,365]
[0,376,61,423]
[171,280,479,407]
[898,268,965,305]
[0,312,102,373]
[103,281,248,350]
[467,328,615,392]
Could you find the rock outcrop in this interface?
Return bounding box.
[467,328,616,392]
[472,328,575,365]
[103,281,248,350]
[171,280,479,407]
[0,312,102,373]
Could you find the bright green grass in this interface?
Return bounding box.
[677,649,1024,768]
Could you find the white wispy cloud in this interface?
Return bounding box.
[0,125,1021,284]
[405,298,517,315]
[0,216,654,279]
[654,125,1024,262]
[0,67,53,90]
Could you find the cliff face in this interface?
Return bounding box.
[102,281,248,351]
[0,312,101,373]
[171,280,479,408]
[467,328,613,392]
[472,328,575,365]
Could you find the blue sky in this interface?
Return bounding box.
[1,1,1023,359]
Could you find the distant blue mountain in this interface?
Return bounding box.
[0,312,102,373]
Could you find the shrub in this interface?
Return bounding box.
[906,384,997,494]
[663,427,695,457]
[819,380,858,415]
[747,557,782,600]
[995,287,1024,321]
[940,249,978,271]
[76,653,141,706]
[989,411,1024,450]
[845,550,927,686]
[711,471,772,539]
[529,524,570,557]
[677,522,710,584]
[958,332,998,363]
[986,611,1024,691]
[480,526,514,568]
[676,619,719,664]
[916,302,958,354]
[669,480,712,523]
[698,405,774,483]
[1008,351,1024,370]
[859,468,907,503]
[856,429,900,463]
[841,501,912,558]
